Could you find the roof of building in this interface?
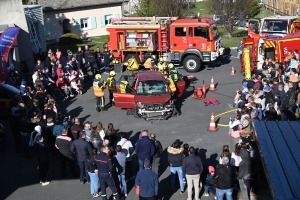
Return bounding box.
[23,5,42,9]
[38,0,128,11]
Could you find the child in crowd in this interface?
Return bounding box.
[203,166,216,198]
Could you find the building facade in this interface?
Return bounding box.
[38,0,128,42]
[263,0,300,16]
[0,0,35,71]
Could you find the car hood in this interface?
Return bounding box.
[135,94,171,104]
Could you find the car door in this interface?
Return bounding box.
[170,26,188,51]
[116,75,135,93]
[175,80,186,98]
[113,82,136,109]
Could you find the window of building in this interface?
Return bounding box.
[175,27,186,37]
[29,23,38,41]
[80,18,89,29]
[105,14,113,25]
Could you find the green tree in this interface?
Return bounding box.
[135,0,156,17]
[22,0,29,4]
[248,0,262,18]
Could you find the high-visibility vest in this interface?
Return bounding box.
[157,62,166,72]
[168,78,177,92]
[170,73,179,82]
[144,58,153,69]
[93,81,105,97]
[120,80,128,93]
[106,77,114,91]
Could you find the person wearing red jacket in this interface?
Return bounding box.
[56,76,74,99]
[56,64,64,77]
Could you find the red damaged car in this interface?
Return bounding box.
[113,71,188,120]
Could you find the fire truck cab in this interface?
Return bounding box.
[106,16,224,73]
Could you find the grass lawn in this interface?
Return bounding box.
[255,9,274,18]
[191,1,212,16]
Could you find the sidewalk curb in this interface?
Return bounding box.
[228,47,237,49]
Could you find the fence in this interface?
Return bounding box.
[262,0,299,16]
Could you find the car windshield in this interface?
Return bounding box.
[2,83,20,94]
[136,80,168,95]
[262,20,288,33]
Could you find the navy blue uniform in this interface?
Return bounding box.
[76,51,83,70]
[89,51,97,74]
[89,152,119,200]
[102,50,110,72]
[95,50,102,69]
[70,138,92,183]
[84,50,91,68]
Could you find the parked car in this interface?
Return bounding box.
[239,19,249,28]
[0,82,21,116]
[113,71,187,120]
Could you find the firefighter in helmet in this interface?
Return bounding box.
[144,55,157,69]
[93,74,107,112]
[164,74,180,116]
[120,76,129,94]
[106,70,116,105]
[168,63,180,83]
[157,57,166,73]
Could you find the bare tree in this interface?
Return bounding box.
[152,0,188,17]
[208,0,255,37]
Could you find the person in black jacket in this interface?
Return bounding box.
[167,141,184,193]
[55,129,76,178]
[88,145,119,200]
[70,131,92,184]
[150,133,163,175]
[182,147,203,200]
[215,155,236,200]
[237,148,252,200]
[34,135,50,186]
[71,118,83,140]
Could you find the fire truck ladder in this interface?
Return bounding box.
[24,7,41,53]
[111,17,178,25]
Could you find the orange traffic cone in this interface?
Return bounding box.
[230,66,236,75]
[208,112,218,132]
[209,76,217,91]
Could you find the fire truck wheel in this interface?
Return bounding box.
[183,55,201,72]
[132,107,141,119]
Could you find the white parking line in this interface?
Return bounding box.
[230,56,240,59]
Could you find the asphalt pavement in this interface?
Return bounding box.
[0,52,272,200]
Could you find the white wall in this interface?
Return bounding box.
[0,0,34,70]
[44,5,122,41]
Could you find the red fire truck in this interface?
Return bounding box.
[242,32,300,78]
[106,16,224,73]
[242,16,300,76]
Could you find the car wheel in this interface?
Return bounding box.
[132,107,141,119]
[183,55,201,73]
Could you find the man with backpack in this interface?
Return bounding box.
[117,132,134,181]
[149,133,163,175]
